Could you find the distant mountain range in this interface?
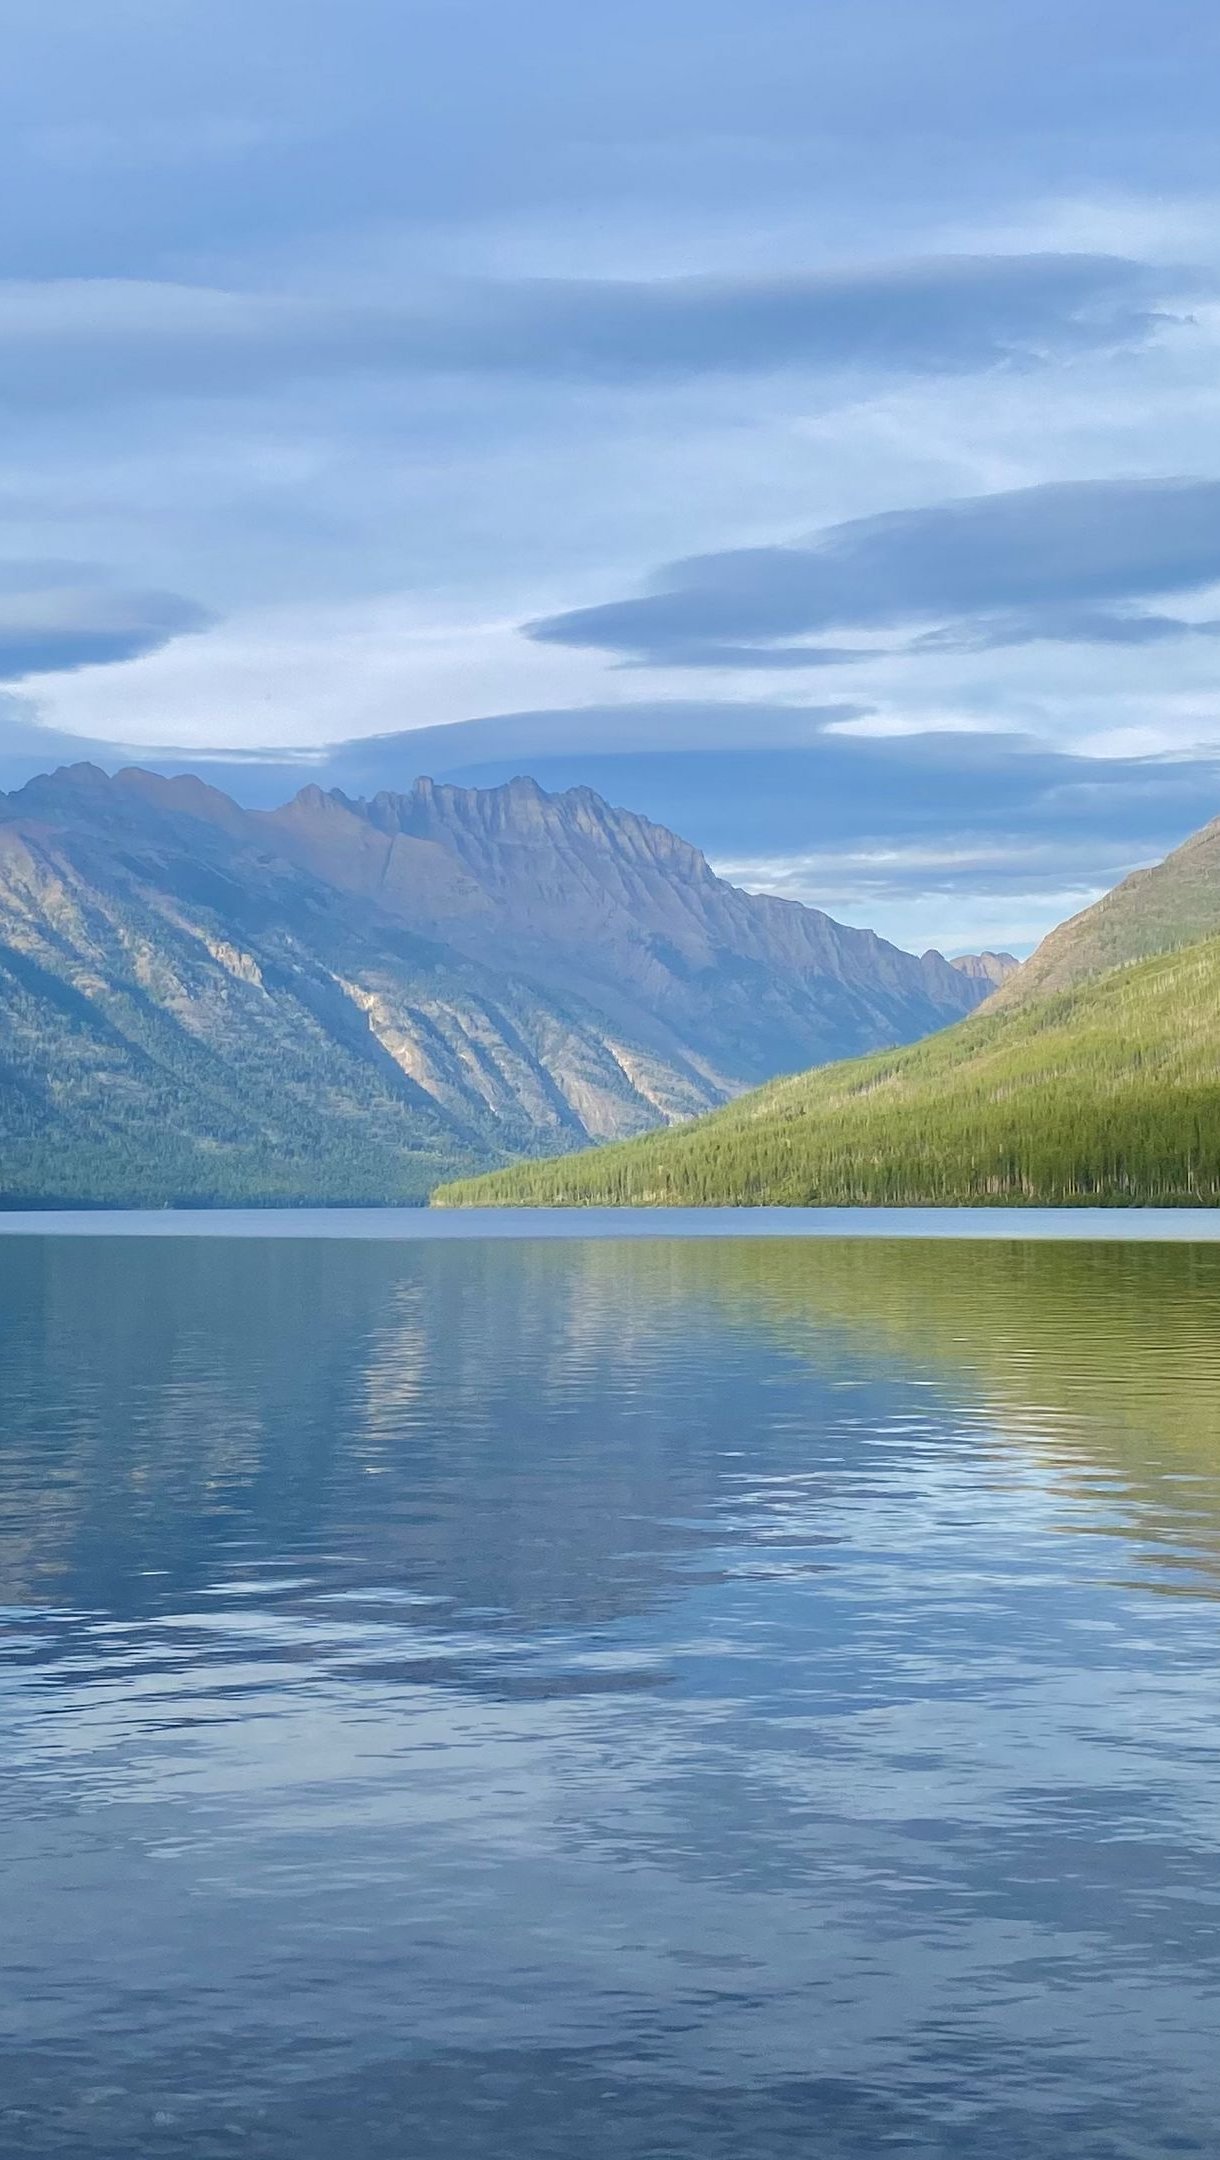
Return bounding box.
[0,764,1004,1206]
[438,813,1220,1209]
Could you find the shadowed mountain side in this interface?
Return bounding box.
[435,936,1220,1208]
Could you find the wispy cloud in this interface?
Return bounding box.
[0,561,211,679]
[0,253,1190,409]
[529,477,1220,666]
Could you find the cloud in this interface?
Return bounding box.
[909,607,1220,652]
[612,641,870,671]
[709,842,1132,957]
[0,695,867,794]
[391,712,1220,860]
[0,563,211,679]
[528,477,1220,666]
[0,253,1188,409]
[7,0,1219,296]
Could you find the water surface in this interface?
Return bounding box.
[3,1203,1220,1236]
[3,1232,1220,2157]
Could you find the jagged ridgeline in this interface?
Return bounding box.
[0,765,1000,1207]
[436,932,1220,1210]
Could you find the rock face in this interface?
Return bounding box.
[950,950,1020,989]
[264,775,993,1090]
[0,764,995,1204]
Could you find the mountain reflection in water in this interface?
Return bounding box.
[2,1232,1220,2159]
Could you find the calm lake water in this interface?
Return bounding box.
[4,1226,1220,2157]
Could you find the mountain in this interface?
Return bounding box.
[434,933,1220,1208]
[990,818,1220,1007]
[0,768,646,1206]
[950,949,1019,988]
[0,764,993,1207]
[261,774,995,1088]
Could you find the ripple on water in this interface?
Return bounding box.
[2,1232,1220,2158]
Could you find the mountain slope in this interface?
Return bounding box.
[992,816,1220,1008]
[434,935,1220,1208]
[0,770,712,1203]
[0,764,995,1206]
[262,774,997,1088]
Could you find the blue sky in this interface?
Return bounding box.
[3,0,1220,951]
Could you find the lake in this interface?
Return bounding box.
[3,1221,1220,2157]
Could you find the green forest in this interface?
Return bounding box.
[434,936,1220,1209]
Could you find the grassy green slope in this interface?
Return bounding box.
[993,815,1220,1007]
[433,935,1220,1207]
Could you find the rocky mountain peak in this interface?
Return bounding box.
[949,950,1020,987]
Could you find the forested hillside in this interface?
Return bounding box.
[434,937,1220,1208]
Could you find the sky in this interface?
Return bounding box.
[4,0,1220,952]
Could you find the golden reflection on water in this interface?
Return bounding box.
[614,1237,1220,1583]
